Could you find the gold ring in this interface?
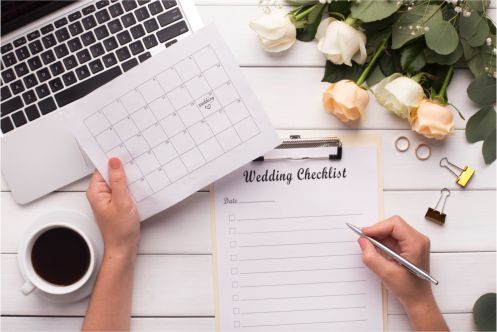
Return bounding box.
[395,136,410,152]
[416,144,431,161]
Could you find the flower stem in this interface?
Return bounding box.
[356,34,391,86]
[436,65,454,101]
[294,4,317,21]
[345,16,358,28]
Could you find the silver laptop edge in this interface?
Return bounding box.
[1,0,204,204]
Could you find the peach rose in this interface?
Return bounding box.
[322,80,369,123]
[410,99,455,139]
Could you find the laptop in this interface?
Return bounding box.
[1,0,203,204]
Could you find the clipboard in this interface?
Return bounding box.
[210,133,387,331]
[254,135,343,161]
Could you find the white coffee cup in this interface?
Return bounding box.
[18,221,96,296]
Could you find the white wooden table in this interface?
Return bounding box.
[2,1,496,331]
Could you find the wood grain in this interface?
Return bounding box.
[2,253,494,316]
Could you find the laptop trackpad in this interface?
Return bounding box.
[1,112,95,204]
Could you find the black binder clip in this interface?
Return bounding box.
[254,135,343,162]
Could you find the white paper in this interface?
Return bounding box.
[65,25,280,220]
[213,145,383,331]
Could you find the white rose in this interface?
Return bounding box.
[315,17,367,66]
[374,74,425,119]
[249,9,297,53]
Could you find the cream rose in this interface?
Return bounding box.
[249,9,297,53]
[374,74,425,119]
[315,18,367,66]
[322,80,369,123]
[410,99,455,139]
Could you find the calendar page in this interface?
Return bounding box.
[65,25,280,221]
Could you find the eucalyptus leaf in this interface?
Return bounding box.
[425,20,459,55]
[392,4,442,49]
[482,129,496,164]
[322,61,364,83]
[425,42,463,65]
[296,4,325,41]
[464,35,496,77]
[466,106,496,143]
[361,12,399,31]
[366,28,391,62]
[350,0,401,23]
[468,0,490,13]
[459,12,490,47]
[285,0,319,5]
[468,75,497,105]
[400,42,426,73]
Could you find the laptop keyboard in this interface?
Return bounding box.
[1,0,190,134]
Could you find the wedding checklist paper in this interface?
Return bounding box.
[212,143,384,331]
[65,25,280,220]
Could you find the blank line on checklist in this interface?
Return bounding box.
[240,305,367,315]
[239,266,366,274]
[239,292,367,301]
[239,279,366,288]
[236,213,363,222]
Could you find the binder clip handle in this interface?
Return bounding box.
[439,157,463,177]
[434,188,451,213]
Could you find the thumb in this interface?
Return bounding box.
[358,237,396,281]
[108,157,130,204]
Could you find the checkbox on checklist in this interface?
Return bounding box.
[234,321,240,328]
[230,255,238,261]
[233,308,240,314]
[229,228,236,234]
[232,281,238,288]
[230,241,237,248]
[232,295,239,301]
[231,268,238,275]
[229,215,235,222]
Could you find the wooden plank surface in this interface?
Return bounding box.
[0,313,479,332]
[2,189,495,255]
[2,253,494,317]
[3,128,495,192]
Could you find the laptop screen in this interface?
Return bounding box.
[1,1,75,36]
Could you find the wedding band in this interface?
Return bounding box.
[416,144,431,161]
[395,136,410,152]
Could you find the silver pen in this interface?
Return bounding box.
[346,222,439,285]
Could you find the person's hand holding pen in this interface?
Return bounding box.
[358,216,449,331]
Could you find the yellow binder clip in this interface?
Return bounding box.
[439,157,475,188]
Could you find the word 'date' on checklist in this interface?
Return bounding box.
[212,145,384,331]
[65,25,280,220]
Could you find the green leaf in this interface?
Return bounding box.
[365,28,391,62]
[379,48,402,77]
[350,0,401,23]
[361,12,400,31]
[468,75,497,105]
[474,293,497,331]
[285,0,319,5]
[468,0,490,13]
[366,64,386,87]
[424,42,463,65]
[459,12,490,47]
[327,0,351,18]
[425,20,459,55]
[296,4,325,42]
[400,42,426,73]
[392,4,442,49]
[322,61,364,83]
[463,35,496,77]
[483,129,496,164]
[466,106,496,143]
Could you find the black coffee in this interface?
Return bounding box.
[31,227,91,286]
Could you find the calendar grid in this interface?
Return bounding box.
[84,45,262,202]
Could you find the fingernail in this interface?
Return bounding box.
[358,237,367,250]
[109,157,121,170]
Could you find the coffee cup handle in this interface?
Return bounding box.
[21,280,36,295]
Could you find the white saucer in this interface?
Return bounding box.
[17,210,104,303]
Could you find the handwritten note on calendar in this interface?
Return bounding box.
[212,145,384,331]
[66,25,280,220]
